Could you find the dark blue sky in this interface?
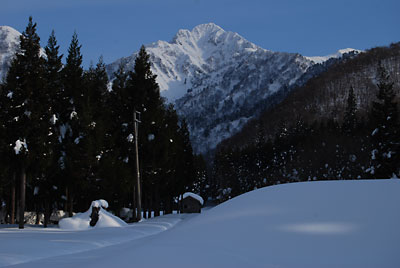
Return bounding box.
[2,0,399,67]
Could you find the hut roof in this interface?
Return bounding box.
[182,192,204,205]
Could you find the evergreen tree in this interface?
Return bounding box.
[342,86,357,134]
[61,32,85,216]
[80,57,110,203]
[369,64,399,178]
[39,30,64,227]
[104,63,131,212]
[1,17,45,228]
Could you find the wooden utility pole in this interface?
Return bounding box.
[134,109,142,222]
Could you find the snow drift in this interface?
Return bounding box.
[58,199,127,230]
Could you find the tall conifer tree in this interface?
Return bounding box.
[61,32,84,216]
[2,17,45,228]
[41,30,63,227]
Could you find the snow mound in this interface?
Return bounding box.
[59,200,126,230]
[182,192,204,205]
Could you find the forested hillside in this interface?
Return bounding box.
[213,43,400,201]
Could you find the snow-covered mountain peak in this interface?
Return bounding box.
[172,23,223,43]
[106,24,361,154]
[192,22,223,34]
[170,23,261,58]
[0,26,21,81]
[108,23,269,102]
[106,23,318,154]
[0,26,21,44]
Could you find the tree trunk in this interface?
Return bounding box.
[148,195,153,219]
[18,166,26,229]
[66,187,74,217]
[143,196,148,219]
[68,195,73,217]
[142,199,147,219]
[179,194,183,214]
[10,172,16,224]
[35,203,40,225]
[154,187,160,217]
[165,196,172,215]
[44,200,50,228]
[65,187,69,214]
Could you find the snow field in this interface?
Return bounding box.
[0,214,184,267]
[1,179,399,268]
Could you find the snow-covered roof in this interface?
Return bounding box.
[182,192,204,205]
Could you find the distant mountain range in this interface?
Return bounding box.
[105,23,360,154]
[0,23,361,155]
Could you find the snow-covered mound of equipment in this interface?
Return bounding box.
[58,199,127,230]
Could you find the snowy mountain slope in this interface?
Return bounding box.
[107,23,318,154]
[305,48,362,64]
[0,26,20,82]
[3,179,400,267]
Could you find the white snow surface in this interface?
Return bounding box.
[94,199,109,209]
[305,48,362,64]
[14,139,27,155]
[1,179,399,268]
[58,200,124,230]
[182,192,204,205]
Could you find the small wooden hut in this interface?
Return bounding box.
[181,192,203,213]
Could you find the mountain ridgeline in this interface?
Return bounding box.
[106,23,359,155]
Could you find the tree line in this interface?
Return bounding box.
[0,17,206,228]
[212,64,399,202]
